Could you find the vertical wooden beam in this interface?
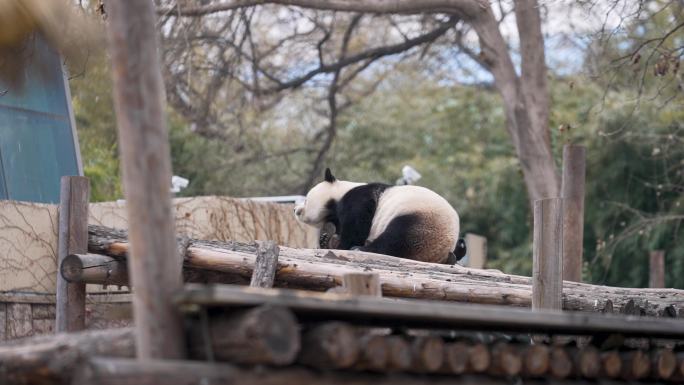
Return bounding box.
[649,250,665,288]
[532,198,563,311]
[56,176,89,332]
[463,233,487,269]
[105,0,185,359]
[561,144,586,282]
[250,241,279,288]
[342,273,382,297]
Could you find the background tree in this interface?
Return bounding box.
[156,0,560,202]
[71,0,683,288]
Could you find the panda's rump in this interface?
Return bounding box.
[363,213,455,263]
[366,186,459,263]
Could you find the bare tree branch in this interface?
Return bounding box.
[158,0,483,19]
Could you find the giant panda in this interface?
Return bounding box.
[294,168,466,264]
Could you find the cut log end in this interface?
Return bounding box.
[443,342,469,374]
[576,346,600,378]
[549,347,572,379]
[523,344,549,377]
[385,336,412,371]
[601,351,622,378]
[299,322,359,369]
[491,342,521,376]
[621,350,650,380]
[652,349,676,380]
[356,334,388,371]
[410,336,444,373]
[468,342,491,373]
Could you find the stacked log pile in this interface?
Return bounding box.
[66,225,684,316]
[3,319,684,384]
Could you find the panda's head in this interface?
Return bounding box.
[294,168,361,228]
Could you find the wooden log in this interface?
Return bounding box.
[105,0,185,359]
[0,328,134,384]
[250,241,280,288]
[385,335,412,371]
[56,176,89,332]
[649,250,665,288]
[522,344,549,377]
[651,349,676,380]
[620,350,650,380]
[355,333,388,371]
[467,342,491,373]
[74,357,603,385]
[442,341,469,374]
[342,273,382,296]
[561,144,585,282]
[410,336,444,373]
[298,322,359,369]
[532,198,563,311]
[86,225,684,316]
[177,284,684,339]
[601,351,622,378]
[61,253,128,286]
[549,346,573,379]
[571,346,600,378]
[490,342,521,376]
[189,306,299,365]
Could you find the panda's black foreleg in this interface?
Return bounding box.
[358,214,419,259]
[336,202,375,250]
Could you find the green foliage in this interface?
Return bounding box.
[69,55,122,202]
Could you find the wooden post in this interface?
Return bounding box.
[561,144,585,282]
[342,273,382,296]
[250,241,279,288]
[532,198,563,311]
[649,250,665,288]
[56,176,89,332]
[105,0,185,359]
[463,233,487,268]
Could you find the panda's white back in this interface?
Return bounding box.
[368,185,460,254]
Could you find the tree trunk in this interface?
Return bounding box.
[470,1,559,203]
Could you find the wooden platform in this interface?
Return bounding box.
[176,284,684,338]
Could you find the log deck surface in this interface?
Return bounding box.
[84,225,684,317]
[176,284,684,339]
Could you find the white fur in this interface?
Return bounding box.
[368,185,459,248]
[294,180,363,228]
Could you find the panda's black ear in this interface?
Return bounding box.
[324,168,336,183]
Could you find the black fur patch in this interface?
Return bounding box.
[454,238,467,259]
[359,214,423,259]
[334,183,390,250]
[446,238,467,264]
